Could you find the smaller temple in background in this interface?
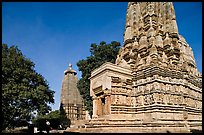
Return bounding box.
[60,64,85,122]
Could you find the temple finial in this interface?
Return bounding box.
[68,63,72,69]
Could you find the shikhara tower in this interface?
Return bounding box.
[60,64,85,122]
[79,2,202,133]
[116,2,200,75]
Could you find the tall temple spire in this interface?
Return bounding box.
[124,2,178,44]
[60,63,85,121]
[116,2,201,78]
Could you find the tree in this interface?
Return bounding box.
[77,41,121,116]
[2,44,55,130]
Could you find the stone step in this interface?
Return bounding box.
[84,119,199,129]
[79,126,191,133]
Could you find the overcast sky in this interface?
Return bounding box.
[2,2,202,111]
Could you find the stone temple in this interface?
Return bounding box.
[77,2,202,133]
[60,64,85,123]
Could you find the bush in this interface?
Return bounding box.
[33,118,47,131]
[32,110,71,130]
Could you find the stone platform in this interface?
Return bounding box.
[67,111,201,133]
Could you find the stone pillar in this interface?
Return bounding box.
[92,96,98,118]
[106,95,111,115]
[98,97,102,116]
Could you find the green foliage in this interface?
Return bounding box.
[2,44,55,130]
[77,41,121,116]
[32,116,47,131]
[32,111,60,130]
[32,110,70,130]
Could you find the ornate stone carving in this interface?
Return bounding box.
[111,76,122,83]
